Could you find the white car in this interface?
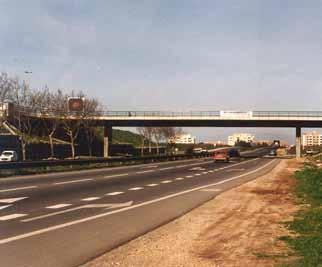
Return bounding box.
[0,151,18,162]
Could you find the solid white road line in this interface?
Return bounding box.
[128,187,144,191]
[200,188,222,192]
[0,205,12,211]
[0,186,37,193]
[226,168,245,172]
[161,180,172,184]
[140,165,158,169]
[46,204,72,209]
[53,178,93,185]
[146,183,159,187]
[103,173,129,179]
[0,197,28,204]
[136,170,155,174]
[0,159,276,245]
[82,197,101,202]
[106,192,124,196]
[0,214,27,221]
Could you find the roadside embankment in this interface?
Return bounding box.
[82,159,301,267]
[282,160,322,266]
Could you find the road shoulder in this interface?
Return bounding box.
[82,159,300,267]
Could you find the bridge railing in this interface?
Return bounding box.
[253,111,322,118]
[8,104,322,119]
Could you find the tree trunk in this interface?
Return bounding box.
[49,133,54,158]
[86,129,93,157]
[71,137,75,159]
[156,141,159,155]
[141,138,144,157]
[148,140,152,154]
[21,138,26,161]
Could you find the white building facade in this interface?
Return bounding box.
[302,131,322,147]
[169,134,196,144]
[228,133,255,146]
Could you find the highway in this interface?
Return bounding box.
[0,154,279,267]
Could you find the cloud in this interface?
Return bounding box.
[1,0,322,142]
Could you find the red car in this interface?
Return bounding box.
[213,150,230,162]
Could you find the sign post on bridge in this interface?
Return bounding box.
[68,97,85,113]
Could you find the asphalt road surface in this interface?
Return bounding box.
[0,154,279,267]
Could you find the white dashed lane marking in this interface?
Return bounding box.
[146,184,159,187]
[175,177,184,181]
[0,214,27,221]
[46,204,72,209]
[0,197,28,204]
[53,178,93,185]
[128,187,144,191]
[82,197,101,201]
[0,205,12,211]
[106,192,124,196]
[0,186,37,193]
[195,174,201,176]
[161,180,172,184]
[186,175,194,178]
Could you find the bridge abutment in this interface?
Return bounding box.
[103,124,113,158]
[296,127,301,159]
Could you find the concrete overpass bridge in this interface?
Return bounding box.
[2,104,322,158]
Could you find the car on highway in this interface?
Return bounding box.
[305,149,316,156]
[268,150,277,157]
[213,150,230,162]
[0,150,18,162]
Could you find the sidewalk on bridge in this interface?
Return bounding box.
[82,159,301,267]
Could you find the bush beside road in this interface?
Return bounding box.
[281,161,322,266]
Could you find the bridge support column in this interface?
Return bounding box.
[296,127,302,159]
[103,124,113,158]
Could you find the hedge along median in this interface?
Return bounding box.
[282,162,322,267]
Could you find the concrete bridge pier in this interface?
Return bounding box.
[103,124,113,158]
[296,127,302,159]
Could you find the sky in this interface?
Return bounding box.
[1,0,322,143]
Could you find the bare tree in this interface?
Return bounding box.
[152,127,164,155]
[11,78,33,160]
[0,73,13,126]
[160,127,182,154]
[60,91,83,159]
[137,127,147,157]
[82,97,102,157]
[36,88,66,158]
[0,72,13,104]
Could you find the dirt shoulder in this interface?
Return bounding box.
[82,159,301,267]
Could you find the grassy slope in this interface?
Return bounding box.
[282,163,322,266]
[112,129,143,147]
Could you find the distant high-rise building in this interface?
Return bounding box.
[228,133,255,146]
[302,131,322,147]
